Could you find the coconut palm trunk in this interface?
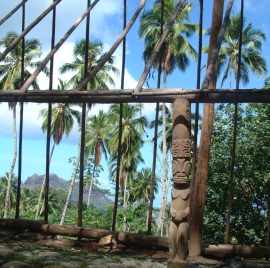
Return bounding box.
[60,105,90,225]
[157,70,168,236]
[123,172,129,232]
[87,164,96,207]
[4,104,17,218]
[60,145,81,226]
[35,143,55,220]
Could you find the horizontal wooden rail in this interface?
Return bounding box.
[0,89,270,103]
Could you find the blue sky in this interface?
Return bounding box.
[0,0,269,207]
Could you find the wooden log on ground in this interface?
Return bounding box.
[0,218,46,230]
[202,244,270,259]
[0,219,168,250]
[41,224,169,250]
[1,219,270,258]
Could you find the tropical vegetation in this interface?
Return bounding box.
[0,32,49,218]
[203,12,267,88]
[1,1,270,250]
[139,0,198,237]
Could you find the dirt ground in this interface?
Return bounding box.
[0,227,169,260]
[0,227,223,264]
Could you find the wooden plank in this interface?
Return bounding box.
[0,89,270,103]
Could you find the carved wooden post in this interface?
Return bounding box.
[167,98,191,268]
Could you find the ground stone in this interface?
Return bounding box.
[17,251,34,258]
[1,261,31,268]
[225,259,245,268]
[152,262,167,268]
[37,251,62,258]
[87,265,107,268]
[0,248,14,257]
[120,259,138,267]
[59,262,80,268]
[140,260,155,268]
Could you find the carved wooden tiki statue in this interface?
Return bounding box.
[167,98,191,268]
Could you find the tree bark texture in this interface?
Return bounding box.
[189,0,224,257]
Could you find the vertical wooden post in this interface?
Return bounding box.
[16,0,26,219]
[189,0,225,257]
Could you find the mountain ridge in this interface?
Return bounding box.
[23,173,113,208]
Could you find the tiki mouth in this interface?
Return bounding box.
[173,176,188,184]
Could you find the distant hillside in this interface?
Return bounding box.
[23,173,113,208]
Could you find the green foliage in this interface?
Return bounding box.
[0,173,18,217]
[59,39,119,90]
[116,203,157,235]
[203,13,267,88]
[0,31,49,90]
[204,84,270,245]
[139,0,197,78]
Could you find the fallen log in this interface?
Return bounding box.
[1,219,270,258]
[202,244,270,259]
[41,223,169,250]
[0,219,168,250]
[0,218,46,230]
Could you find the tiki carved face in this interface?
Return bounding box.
[172,139,191,184]
[172,158,191,184]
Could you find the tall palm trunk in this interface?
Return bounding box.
[157,71,168,236]
[225,0,244,243]
[35,142,55,220]
[87,164,96,207]
[60,106,90,225]
[4,104,17,218]
[60,145,81,226]
[123,171,129,232]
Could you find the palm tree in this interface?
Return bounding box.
[139,0,197,85]
[139,0,197,236]
[34,187,63,217]
[59,39,119,90]
[130,167,159,227]
[0,32,48,218]
[0,173,17,216]
[36,79,81,219]
[108,103,148,231]
[84,110,112,207]
[0,32,49,90]
[20,188,35,217]
[203,13,267,88]
[59,40,119,226]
